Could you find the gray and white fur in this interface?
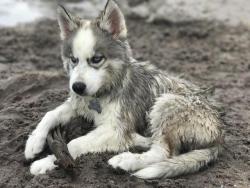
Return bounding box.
[24,0,222,179]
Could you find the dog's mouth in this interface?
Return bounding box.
[74,92,87,97]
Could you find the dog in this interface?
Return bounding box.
[24,0,222,179]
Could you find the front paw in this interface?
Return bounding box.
[67,139,82,160]
[30,155,57,175]
[25,133,46,159]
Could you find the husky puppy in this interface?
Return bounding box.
[24,0,222,179]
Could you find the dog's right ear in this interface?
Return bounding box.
[57,5,79,40]
[98,0,127,39]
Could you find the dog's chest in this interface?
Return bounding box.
[93,101,121,128]
[72,96,121,128]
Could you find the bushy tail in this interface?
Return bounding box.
[133,146,219,179]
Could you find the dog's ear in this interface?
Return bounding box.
[98,0,127,39]
[57,5,79,40]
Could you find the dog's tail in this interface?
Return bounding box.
[133,146,219,179]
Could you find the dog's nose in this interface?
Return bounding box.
[72,82,86,95]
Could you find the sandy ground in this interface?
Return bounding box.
[129,0,250,26]
[0,11,250,188]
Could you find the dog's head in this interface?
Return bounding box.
[57,0,132,97]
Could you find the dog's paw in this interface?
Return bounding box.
[108,152,140,172]
[30,155,57,175]
[67,139,81,160]
[67,138,89,159]
[25,133,46,159]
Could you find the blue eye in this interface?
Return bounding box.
[90,54,105,64]
[70,56,79,64]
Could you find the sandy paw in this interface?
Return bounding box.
[25,133,46,159]
[30,155,57,175]
[108,152,140,172]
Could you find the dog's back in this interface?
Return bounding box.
[108,60,222,179]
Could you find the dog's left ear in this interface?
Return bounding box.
[98,0,127,39]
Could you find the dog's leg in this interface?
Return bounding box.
[67,126,130,159]
[29,125,131,175]
[25,100,75,159]
[108,143,169,172]
[68,133,153,158]
[29,132,152,175]
[132,133,152,149]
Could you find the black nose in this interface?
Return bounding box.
[72,82,86,95]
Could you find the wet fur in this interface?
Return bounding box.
[25,0,222,179]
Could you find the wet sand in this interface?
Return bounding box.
[0,16,249,187]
